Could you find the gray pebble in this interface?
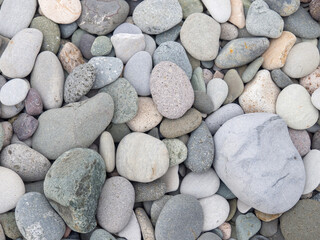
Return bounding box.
[25,181,44,194]
[90,229,116,240]
[106,123,131,143]
[271,69,293,89]
[216,181,236,200]
[113,23,142,35]
[79,33,95,59]
[91,36,112,56]
[150,195,172,226]
[155,25,181,45]
[193,91,214,114]
[133,179,166,203]
[60,22,78,39]
[260,219,278,237]
[220,22,239,40]
[263,0,299,16]
[71,29,87,48]
[242,57,264,83]
[13,113,38,141]
[198,232,222,240]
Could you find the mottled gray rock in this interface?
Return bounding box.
[0,102,24,119]
[214,113,306,214]
[215,38,269,69]
[162,138,187,166]
[60,22,78,39]
[15,192,66,240]
[271,69,293,89]
[90,229,116,240]
[236,213,261,240]
[264,0,299,16]
[91,36,112,56]
[32,93,114,159]
[44,148,106,233]
[13,113,38,141]
[220,22,239,40]
[193,91,214,114]
[155,25,181,45]
[133,179,166,202]
[25,88,43,116]
[242,57,264,83]
[0,212,22,239]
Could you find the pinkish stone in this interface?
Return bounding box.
[25,88,43,116]
[289,128,311,157]
[13,113,38,141]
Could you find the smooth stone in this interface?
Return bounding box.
[71,29,87,48]
[155,194,203,240]
[239,70,280,113]
[60,22,78,39]
[220,22,239,40]
[214,113,306,214]
[64,63,95,103]
[117,212,141,240]
[13,113,38,141]
[205,103,244,135]
[178,0,203,19]
[280,200,320,240]
[1,121,12,148]
[260,219,278,238]
[180,169,220,199]
[91,36,112,56]
[59,42,85,73]
[0,28,42,78]
[44,148,106,233]
[111,33,145,63]
[262,31,296,70]
[312,87,320,110]
[300,66,320,94]
[124,51,152,96]
[97,176,134,233]
[79,33,95,59]
[0,143,50,182]
[202,0,231,23]
[288,129,311,156]
[254,210,282,222]
[223,69,244,104]
[215,38,269,69]
[201,60,214,69]
[241,57,264,83]
[99,78,138,124]
[99,131,115,173]
[180,13,220,61]
[200,194,230,231]
[133,0,182,34]
[77,0,128,35]
[302,150,320,194]
[160,108,202,138]
[155,25,181,45]
[284,7,320,39]
[135,208,155,240]
[150,195,172,226]
[25,181,44,194]
[0,79,29,106]
[237,199,252,213]
[160,165,179,193]
[88,57,123,89]
[229,0,246,28]
[246,0,284,38]
[116,133,169,183]
[219,222,232,240]
[193,91,214,114]
[30,16,61,54]
[191,67,206,92]
[198,232,222,240]
[207,78,228,111]
[107,123,131,143]
[113,23,142,35]
[153,41,192,79]
[10,133,31,147]
[144,34,156,56]
[133,179,166,202]
[0,212,22,239]
[236,213,261,240]
[90,229,116,240]
[271,69,293,89]
[150,61,194,119]
[25,89,43,116]
[32,93,114,159]
[310,0,320,21]
[276,84,319,130]
[312,130,320,150]
[264,0,299,16]
[15,192,66,240]
[162,138,187,167]
[0,0,37,38]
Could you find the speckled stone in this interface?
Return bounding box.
[288,129,311,157]
[25,89,43,116]
[310,0,320,21]
[220,22,239,40]
[58,42,85,73]
[135,208,155,240]
[133,179,166,202]
[271,69,293,89]
[90,229,116,240]
[13,113,38,141]
[91,36,112,56]
[162,138,187,167]
[1,121,12,148]
[0,212,22,239]
[300,66,320,94]
[263,0,299,16]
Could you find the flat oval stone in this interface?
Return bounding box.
[79,33,95,60]
[25,89,43,116]
[198,232,222,240]
[151,195,172,225]
[207,78,228,111]
[13,113,38,141]
[155,25,181,45]
[0,79,29,106]
[242,57,264,83]
[302,150,320,194]
[99,131,115,173]
[150,61,194,119]
[15,192,66,240]
[58,42,85,73]
[91,36,112,56]
[99,78,138,124]
[135,208,154,240]
[191,67,206,92]
[220,22,239,40]
[1,121,12,148]
[44,148,106,233]
[116,132,169,183]
[144,34,156,56]
[271,69,293,89]
[180,13,220,61]
[263,0,299,16]
[113,22,142,35]
[223,69,244,104]
[288,129,311,157]
[133,0,182,34]
[310,0,320,21]
[214,113,306,214]
[162,138,187,167]
[0,212,22,239]
[106,123,131,143]
[39,0,81,24]
[155,194,203,240]
[97,176,135,233]
[0,28,42,78]
[77,0,129,35]
[60,22,78,39]
[202,0,231,23]
[215,38,269,69]
[229,0,246,29]
[0,0,37,38]
[276,84,319,130]
[0,102,24,119]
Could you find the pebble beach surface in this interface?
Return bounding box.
[0,0,320,240]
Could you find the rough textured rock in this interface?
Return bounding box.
[58,42,85,73]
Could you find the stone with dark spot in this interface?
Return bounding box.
[13,113,38,141]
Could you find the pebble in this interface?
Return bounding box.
[241,57,264,83]
[124,51,152,96]
[310,0,320,21]
[0,79,29,106]
[239,70,280,113]
[264,0,300,16]
[288,129,311,157]
[162,138,187,167]
[215,38,269,69]
[0,166,25,214]
[207,78,229,111]
[107,123,131,143]
[31,51,64,109]
[117,212,141,240]
[180,13,220,61]
[13,113,38,141]
[202,0,231,23]
[220,22,239,40]
[99,78,138,124]
[311,87,320,110]
[191,67,206,92]
[1,121,12,148]
[133,0,182,34]
[0,0,37,38]
[150,61,194,119]
[0,28,42,78]
[25,180,44,194]
[246,0,284,38]
[15,192,66,240]
[228,0,246,28]
[282,42,319,78]
[284,7,320,39]
[135,208,155,240]
[114,23,142,35]
[254,211,281,223]
[0,102,22,119]
[155,194,203,240]
[276,84,319,130]
[99,131,115,173]
[116,133,169,182]
[0,224,4,240]
[260,219,278,237]
[280,200,320,240]
[160,165,179,192]
[25,88,43,116]
[236,213,261,240]
[237,199,251,213]
[97,176,135,233]
[60,22,78,39]
[32,93,114,159]
[89,57,123,89]
[153,41,192,79]
[193,91,214,114]
[150,195,172,226]
[223,69,244,104]
[58,42,85,73]
[214,113,306,214]
[271,69,293,89]
[0,212,22,239]
[155,25,181,45]
[64,63,95,103]
[71,28,86,48]
[302,150,320,194]
[44,148,106,233]
[180,168,220,198]
[90,229,116,240]
[178,0,203,19]
[133,179,166,202]
[79,33,95,59]
[300,66,320,94]
[91,36,112,56]
[198,232,222,240]
[144,34,157,56]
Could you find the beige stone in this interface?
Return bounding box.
[99,131,115,173]
[218,222,231,240]
[255,209,282,222]
[135,208,155,240]
[300,66,320,94]
[39,0,82,24]
[228,0,246,29]
[262,31,296,70]
[58,42,85,73]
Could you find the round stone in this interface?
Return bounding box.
[91,36,112,56]
[288,129,311,157]
[162,138,187,167]
[220,22,239,40]
[60,22,78,39]
[0,102,24,119]
[223,69,244,104]
[0,79,29,106]
[302,150,320,194]
[310,0,320,21]
[271,69,293,89]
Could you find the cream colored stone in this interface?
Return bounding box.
[228,0,246,29]
[300,66,320,94]
[262,31,296,70]
[99,131,115,173]
[58,42,85,73]
[239,70,280,113]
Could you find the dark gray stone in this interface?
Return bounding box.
[79,33,95,60]
[25,181,44,194]
[13,113,38,141]
[198,232,222,240]
[260,219,278,237]
[216,181,236,200]
[25,88,43,116]
[60,22,78,39]
[193,91,214,114]
[271,69,293,89]
[150,195,172,226]
[250,235,269,240]
[133,179,166,202]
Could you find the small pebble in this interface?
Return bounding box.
[13,113,38,141]
[0,79,29,106]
